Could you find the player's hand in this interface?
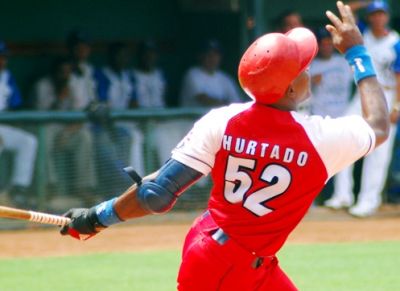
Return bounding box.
[60,208,106,240]
[325,1,363,54]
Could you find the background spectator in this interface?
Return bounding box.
[94,42,143,196]
[308,27,353,204]
[131,40,172,167]
[66,30,97,109]
[0,41,37,207]
[180,39,242,107]
[33,56,97,201]
[131,40,166,108]
[309,27,353,118]
[275,9,304,33]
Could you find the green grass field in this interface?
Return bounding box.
[1,241,399,291]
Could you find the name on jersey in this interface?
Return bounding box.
[222,135,308,167]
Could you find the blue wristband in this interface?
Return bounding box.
[345,45,376,83]
[95,198,122,227]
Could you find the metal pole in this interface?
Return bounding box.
[35,124,47,210]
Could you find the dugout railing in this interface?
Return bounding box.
[0,108,211,224]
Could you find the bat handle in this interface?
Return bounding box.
[29,211,71,226]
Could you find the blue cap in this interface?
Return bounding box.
[199,39,222,54]
[366,1,389,14]
[0,41,8,55]
[314,27,331,42]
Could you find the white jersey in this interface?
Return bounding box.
[180,67,241,107]
[101,67,134,109]
[70,62,97,109]
[0,70,12,111]
[34,77,75,110]
[310,54,353,118]
[364,29,400,88]
[132,68,166,108]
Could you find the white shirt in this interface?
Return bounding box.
[0,70,12,111]
[102,67,134,109]
[180,67,241,107]
[34,77,75,110]
[364,29,400,88]
[310,54,353,118]
[70,62,97,109]
[132,68,166,108]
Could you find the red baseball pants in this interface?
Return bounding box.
[177,211,298,291]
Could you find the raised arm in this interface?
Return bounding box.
[326,1,390,146]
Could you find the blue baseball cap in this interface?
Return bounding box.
[314,27,331,42]
[198,39,222,54]
[366,1,389,14]
[0,41,8,55]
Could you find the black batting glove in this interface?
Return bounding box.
[60,207,106,237]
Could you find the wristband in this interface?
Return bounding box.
[345,45,376,83]
[95,198,122,227]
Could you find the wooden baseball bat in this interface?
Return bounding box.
[0,205,71,226]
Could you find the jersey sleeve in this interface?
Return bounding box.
[393,40,400,73]
[171,109,223,175]
[94,68,110,102]
[292,112,376,179]
[7,73,22,109]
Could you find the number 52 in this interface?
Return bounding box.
[224,156,292,216]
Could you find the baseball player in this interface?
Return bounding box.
[325,1,400,217]
[60,2,389,290]
[0,41,38,207]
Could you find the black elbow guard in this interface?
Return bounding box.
[136,159,203,214]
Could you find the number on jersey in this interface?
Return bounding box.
[224,155,292,216]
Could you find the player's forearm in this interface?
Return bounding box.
[113,184,150,220]
[358,76,390,146]
[343,45,389,146]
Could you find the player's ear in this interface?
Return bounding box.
[285,85,296,100]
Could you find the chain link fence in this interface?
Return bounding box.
[0,108,212,229]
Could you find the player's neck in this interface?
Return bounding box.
[269,98,296,112]
[370,27,389,38]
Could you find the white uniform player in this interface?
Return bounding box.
[180,39,242,107]
[96,63,145,175]
[310,54,353,117]
[180,67,241,107]
[325,1,400,217]
[0,66,37,206]
[132,66,177,167]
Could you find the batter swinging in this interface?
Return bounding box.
[60,2,390,290]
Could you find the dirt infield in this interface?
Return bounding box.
[0,206,400,258]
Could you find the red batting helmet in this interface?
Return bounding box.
[238,27,318,104]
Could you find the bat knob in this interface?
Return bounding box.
[123,167,143,185]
